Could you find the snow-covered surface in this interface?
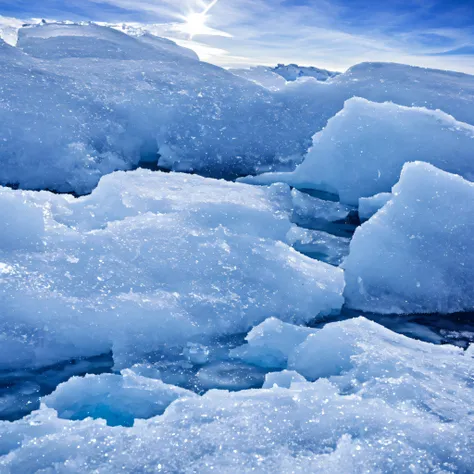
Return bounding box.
[0,22,320,194]
[229,66,288,90]
[1,16,473,472]
[343,162,474,314]
[240,98,474,204]
[230,63,340,90]
[272,63,340,82]
[0,170,344,370]
[1,317,472,473]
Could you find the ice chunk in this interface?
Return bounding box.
[262,370,306,389]
[343,162,474,314]
[1,318,472,473]
[0,170,344,370]
[286,227,350,266]
[230,317,315,369]
[241,98,474,204]
[43,370,195,427]
[291,189,351,226]
[358,192,392,221]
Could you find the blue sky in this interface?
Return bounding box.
[1,0,473,73]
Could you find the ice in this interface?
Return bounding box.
[0,22,323,194]
[277,61,474,131]
[262,370,306,389]
[291,189,352,227]
[286,227,350,266]
[241,98,474,204]
[358,192,392,221]
[42,369,195,427]
[229,66,288,91]
[272,63,340,82]
[230,64,339,90]
[0,170,344,370]
[1,317,472,473]
[343,162,474,314]
[5,21,474,196]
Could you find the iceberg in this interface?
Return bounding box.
[343,162,474,314]
[0,170,344,370]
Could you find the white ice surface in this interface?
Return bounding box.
[240,98,474,204]
[0,170,344,370]
[358,192,392,221]
[343,162,474,314]
[1,317,472,473]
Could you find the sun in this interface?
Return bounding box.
[183,12,209,39]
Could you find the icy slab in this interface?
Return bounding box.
[343,162,474,314]
[241,98,474,205]
[0,170,344,370]
[358,192,392,221]
[43,370,195,427]
[1,317,473,473]
[286,227,350,266]
[291,189,351,226]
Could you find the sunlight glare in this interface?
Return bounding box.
[184,12,208,39]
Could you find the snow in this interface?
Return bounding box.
[343,162,474,314]
[272,63,340,82]
[0,22,326,194]
[0,170,344,371]
[1,16,474,472]
[241,97,474,205]
[229,64,340,90]
[229,66,288,91]
[1,317,472,473]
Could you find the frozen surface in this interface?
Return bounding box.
[43,370,195,427]
[1,317,472,473]
[241,98,474,204]
[0,170,344,370]
[0,22,323,193]
[276,61,474,132]
[358,192,392,221]
[229,66,287,91]
[4,21,474,195]
[272,63,340,82]
[343,162,474,314]
[287,227,350,266]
